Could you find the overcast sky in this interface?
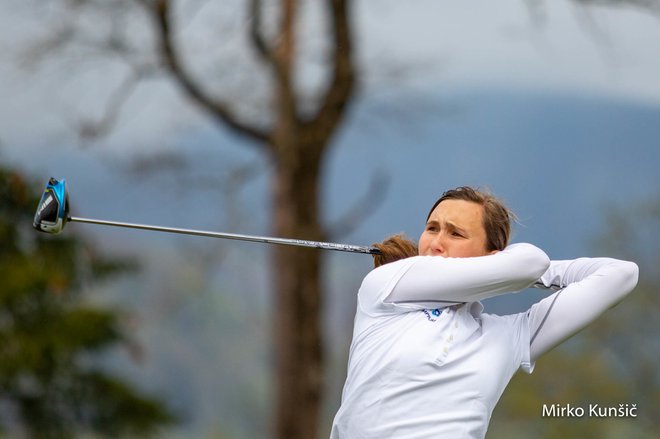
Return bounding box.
[357,0,660,100]
[1,0,660,158]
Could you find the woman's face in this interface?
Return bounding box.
[418,199,494,258]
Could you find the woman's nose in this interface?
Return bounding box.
[431,233,446,254]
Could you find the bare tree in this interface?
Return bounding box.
[144,2,355,438]
[13,0,357,438]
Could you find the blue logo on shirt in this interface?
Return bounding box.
[422,308,442,322]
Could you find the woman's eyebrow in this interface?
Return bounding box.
[446,221,467,233]
[426,219,467,233]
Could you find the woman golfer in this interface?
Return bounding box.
[330,186,638,439]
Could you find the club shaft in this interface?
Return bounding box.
[68,216,381,255]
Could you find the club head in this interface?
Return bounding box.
[33,177,69,234]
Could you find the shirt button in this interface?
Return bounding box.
[448,335,454,342]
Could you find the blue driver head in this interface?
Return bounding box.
[33,177,69,234]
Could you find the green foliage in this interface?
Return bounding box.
[489,194,660,438]
[0,165,176,438]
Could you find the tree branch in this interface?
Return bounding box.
[249,0,295,118]
[145,0,271,147]
[249,0,275,65]
[78,69,146,141]
[303,0,355,141]
[271,0,299,130]
[573,0,660,16]
[326,169,390,240]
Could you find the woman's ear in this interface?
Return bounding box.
[488,249,500,255]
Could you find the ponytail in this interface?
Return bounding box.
[372,234,418,268]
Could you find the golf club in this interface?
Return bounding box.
[33,177,383,255]
[32,177,556,291]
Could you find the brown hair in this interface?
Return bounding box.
[426,186,514,252]
[372,234,418,268]
[372,187,515,268]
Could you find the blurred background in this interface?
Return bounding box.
[0,0,658,438]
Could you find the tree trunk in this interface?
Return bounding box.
[147,2,353,437]
[272,133,326,439]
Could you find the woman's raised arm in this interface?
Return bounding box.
[384,243,550,304]
[528,257,639,362]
